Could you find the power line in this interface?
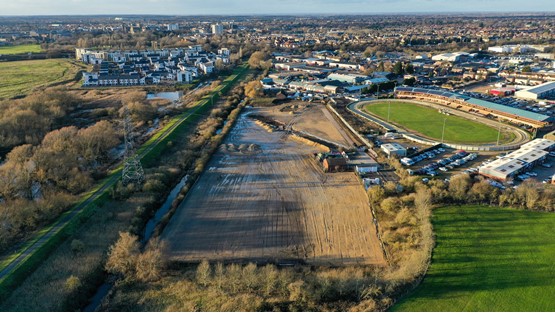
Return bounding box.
[121,107,145,186]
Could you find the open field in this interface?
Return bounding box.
[162,110,385,266]
[393,205,555,312]
[0,44,42,55]
[257,102,359,148]
[0,59,83,99]
[364,101,499,144]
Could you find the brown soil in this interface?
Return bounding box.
[257,102,359,148]
[162,109,386,266]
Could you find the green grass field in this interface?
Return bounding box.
[393,206,555,312]
[0,59,81,99]
[0,44,42,55]
[364,101,501,144]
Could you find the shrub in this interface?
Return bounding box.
[64,275,81,292]
[70,239,85,255]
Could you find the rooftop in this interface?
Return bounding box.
[520,138,555,151]
[521,81,555,94]
[381,143,406,151]
[396,86,551,122]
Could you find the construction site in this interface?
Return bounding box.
[162,102,386,266]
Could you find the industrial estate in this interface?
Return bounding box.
[0,7,554,313]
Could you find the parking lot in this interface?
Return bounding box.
[514,154,555,184]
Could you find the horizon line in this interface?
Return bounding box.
[2,11,555,17]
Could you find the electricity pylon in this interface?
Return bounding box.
[121,108,144,186]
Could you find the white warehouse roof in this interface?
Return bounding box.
[520,138,555,151]
[479,157,527,181]
[523,81,555,95]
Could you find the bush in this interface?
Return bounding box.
[70,239,85,255]
[64,275,81,292]
[142,178,166,193]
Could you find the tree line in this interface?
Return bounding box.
[0,91,81,149]
[0,120,119,252]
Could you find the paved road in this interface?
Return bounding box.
[347,100,530,151]
[0,95,214,281]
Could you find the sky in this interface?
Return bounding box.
[1,0,554,15]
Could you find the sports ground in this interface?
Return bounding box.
[393,205,555,311]
[364,101,501,144]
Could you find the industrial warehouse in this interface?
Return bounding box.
[515,81,555,101]
[394,87,553,129]
[478,138,555,181]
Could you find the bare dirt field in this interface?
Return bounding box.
[258,102,360,148]
[162,109,386,266]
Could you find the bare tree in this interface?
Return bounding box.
[448,174,471,201]
[105,232,140,278]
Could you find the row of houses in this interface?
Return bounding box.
[77,46,230,87]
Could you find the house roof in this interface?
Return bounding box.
[324,157,347,166]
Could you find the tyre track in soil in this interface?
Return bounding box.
[161,109,386,266]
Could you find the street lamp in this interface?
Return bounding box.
[388,101,391,122]
[497,125,502,146]
[441,117,448,143]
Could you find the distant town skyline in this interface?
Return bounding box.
[1,0,555,16]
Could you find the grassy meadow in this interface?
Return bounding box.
[0,44,42,55]
[393,205,555,312]
[0,59,82,99]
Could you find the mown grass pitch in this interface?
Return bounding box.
[364,101,501,144]
[0,44,42,55]
[393,205,555,312]
[0,59,81,99]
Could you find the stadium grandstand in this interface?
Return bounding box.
[394,87,553,129]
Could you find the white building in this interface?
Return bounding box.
[479,144,550,181]
[167,23,179,31]
[327,73,368,84]
[479,157,528,181]
[177,71,193,83]
[211,24,224,35]
[218,48,230,56]
[199,62,214,74]
[488,45,549,54]
[82,72,99,86]
[431,52,469,62]
[515,81,555,100]
[381,143,407,158]
[520,138,555,151]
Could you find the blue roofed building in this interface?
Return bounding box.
[394,86,553,129]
